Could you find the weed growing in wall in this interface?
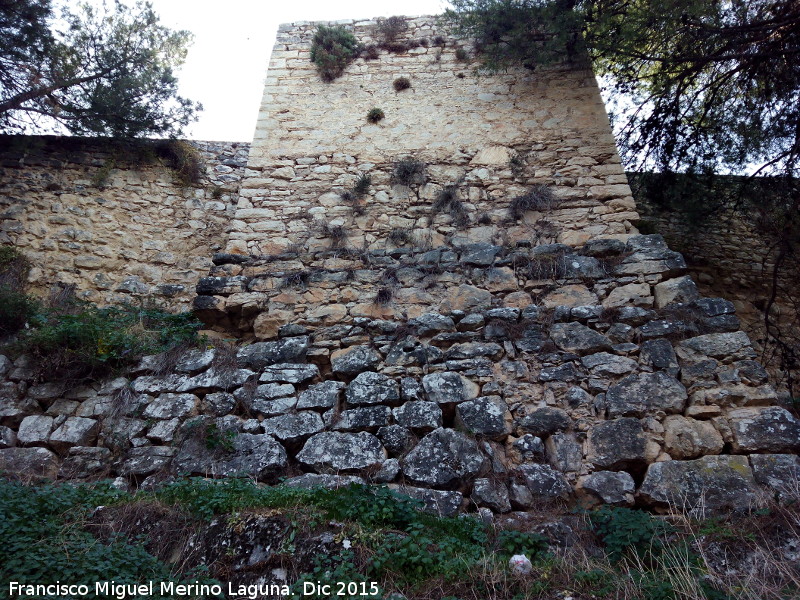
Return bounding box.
[0,246,35,335]
[391,156,426,188]
[91,159,115,188]
[155,140,205,186]
[509,184,558,220]
[318,222,348,248]
[3,277,202,382]
[388,227,414,246]
[310,25,360,82]
[393,76,411,92]
[432,184,470,229]
[366,108,385,123]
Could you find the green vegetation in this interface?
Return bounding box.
[366,107,385,123]
[0,246,35,336]
[310,25,360,82]
[0,480,218,598]
[393,76,412,91]
[17,300,201,381]
[0,0,200,137]
[376,16,408,43]
[1,478,797,599]
[0,248,202,381]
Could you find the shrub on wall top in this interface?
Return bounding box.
[310,25,360,82]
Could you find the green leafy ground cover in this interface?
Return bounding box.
[2,478,797,600]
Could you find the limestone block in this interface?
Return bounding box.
[654,276,700,308]
[17,415,55,447]
[578,471,635,506]
[587,418,648,471]
[639,455,757,513]
[728,407,800,453]
[297,432,386,473]
[0,447,60,480]
[542,284,599,308]
[663,415,724,459]
[401,428,487,488]
[49,417,100,454]
[603,282,652,308]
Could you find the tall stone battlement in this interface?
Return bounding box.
[230,16,637,257]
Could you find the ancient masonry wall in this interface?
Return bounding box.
[637,196,800,393]
[0,17,798,515]
[0,136,249,310]
[232,16,638,257]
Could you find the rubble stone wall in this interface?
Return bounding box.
[0,136,249,310]
[636,194,800,394]
[3,233,799,515]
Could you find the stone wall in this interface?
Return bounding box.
[2,234,799,515]
[232,16,637,257]
[0,136,249,310]
[636,186,800,395]
[0,16,797,516]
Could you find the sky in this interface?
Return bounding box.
[148,1,451,142]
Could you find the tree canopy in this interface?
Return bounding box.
[444,0,800,178]
[0,0,200,138]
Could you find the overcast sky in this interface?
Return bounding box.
[148,1,450,142]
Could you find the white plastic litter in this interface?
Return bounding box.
[509,554,533,575]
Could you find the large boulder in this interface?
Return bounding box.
[398,487,464,517]
[377,425,415,457]
[330,346,382,375]
[142,393,199,419]
[345,372,400,406]
[518,407,571,437]
[297,432,386,473]
[259,363,319,384]
[49,417,99,454]
[471,478,512,513]
[401,428,488,489]
[118,446,176,477]
[750,454,800,498]
[237,337,309,370]
[578,471,635,506]
[728,407,800,453]
[677,332,756,362]
[17,415,55,447]
[587,418,648,472]
[606,372,687,417]
[392,401,442,431]
[261,412,325,443]
[549,322,612,355]
[0,447,60,480]
[332,406,391,432]
[421,372,479,405]
[455,396,512,439]
[297,381,345,410]
[653,276,700,308]
[639,455,758,512]
[663,415,724,459]
[173,433,287,481]
[58,447,112,479]
[513,463,571,500]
